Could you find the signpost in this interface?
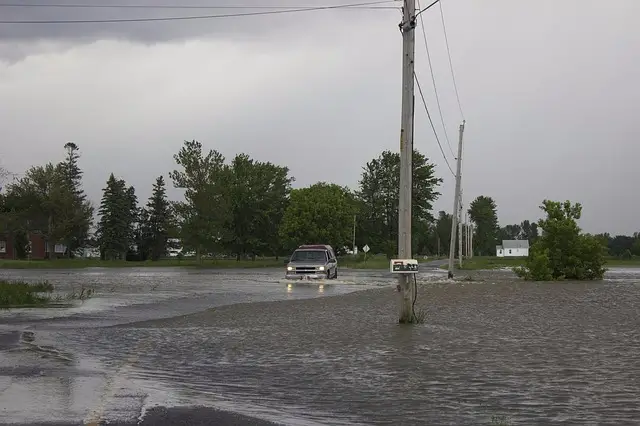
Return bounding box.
[363,244,370,261]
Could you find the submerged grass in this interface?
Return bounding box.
[438,256,640,271]
[0,280,54,307]
[0,279,93,308]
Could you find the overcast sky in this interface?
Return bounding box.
[1,0,639,235]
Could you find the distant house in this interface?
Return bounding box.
[496,240,529,258]
[0,232,47,260]
[0,232,66,260]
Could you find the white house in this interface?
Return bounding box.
[496,240,529,257]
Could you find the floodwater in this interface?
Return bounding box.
[1,266,640,425]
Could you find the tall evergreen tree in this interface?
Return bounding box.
[96,174,137,260]
[59,143,93,255]
[145,176,171,261]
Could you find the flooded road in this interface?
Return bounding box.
[1,266,640,425]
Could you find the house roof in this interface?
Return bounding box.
[502,240,529,249]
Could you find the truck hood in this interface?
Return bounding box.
[288,260,327,266]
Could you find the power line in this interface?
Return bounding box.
[0,2,398,10]
[438,1,464,120]
[0,0,398,24]
[415,0,455,159]
[414,0,440,19]
[413,71,455,177]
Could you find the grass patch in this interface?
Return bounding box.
[0,279,94,308]
[413,307,428,324]
[604,257,640,267]
[0,258,287,270]
[437,256,640,271]
[438,257,526,271]
[0,280,54,307]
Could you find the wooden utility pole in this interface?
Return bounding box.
[464,213,470,258]
[352,214,357,255]
[469,223,474,258]
[397,0,416,323]
[458,210,463,268]
[447,121,465,278]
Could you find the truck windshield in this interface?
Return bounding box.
[290,250,327,262]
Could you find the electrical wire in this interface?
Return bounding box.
[438,1,465,120]
[413,72,455,177]
[414,0,440,19]
[0,2,399,10]
[416,0,455,159]
[0,0,398,24]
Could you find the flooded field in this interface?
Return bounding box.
[1,267,639,425]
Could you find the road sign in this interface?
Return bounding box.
[363,245,370,253]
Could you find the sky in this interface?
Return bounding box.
[1,0,639,235]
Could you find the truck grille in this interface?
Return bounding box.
[295,267,318,274]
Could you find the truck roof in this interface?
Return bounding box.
[298,244,331,250]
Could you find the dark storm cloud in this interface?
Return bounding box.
[0,0,399,44]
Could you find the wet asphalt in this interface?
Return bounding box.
[1,264,640,425]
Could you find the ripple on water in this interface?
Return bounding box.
[6,268,640,425]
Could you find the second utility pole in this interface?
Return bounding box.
[397,0,416,323]
[447,120,466,279]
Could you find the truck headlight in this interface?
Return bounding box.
[287,266,293,271]
[318,266,325,271]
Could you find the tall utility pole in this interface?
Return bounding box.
[447,121,466,279]
[352,214,357,255]
[397,0,416,323]
[464,213,470,258]
[458,212,463,268]
[469,223,474,258]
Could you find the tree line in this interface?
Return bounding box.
[1,140,638,263]
[461,194,640,259]
[0,141,444,261]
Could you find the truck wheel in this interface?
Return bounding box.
[334,268,338,279]
[326,270,331,279]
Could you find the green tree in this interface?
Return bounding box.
[140,176,172,261]
[514,200,606,281]
[96,174,137,260]
[632,235,640,256]
[356,150,442,258]
[224,154,293,260]
[468,196,499,256]
[520,220,539,243]
[134,207,153,261]
[498,224,522,241]
[123,185,139,259]
[170,140,230,262]
[59,143,94,255]
[252,161,292,259]
[279,182,357,254]
[434,210,452,256]
[7,163,74,259]
[609,235,635,257]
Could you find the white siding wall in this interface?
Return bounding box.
[504,248,528,257]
